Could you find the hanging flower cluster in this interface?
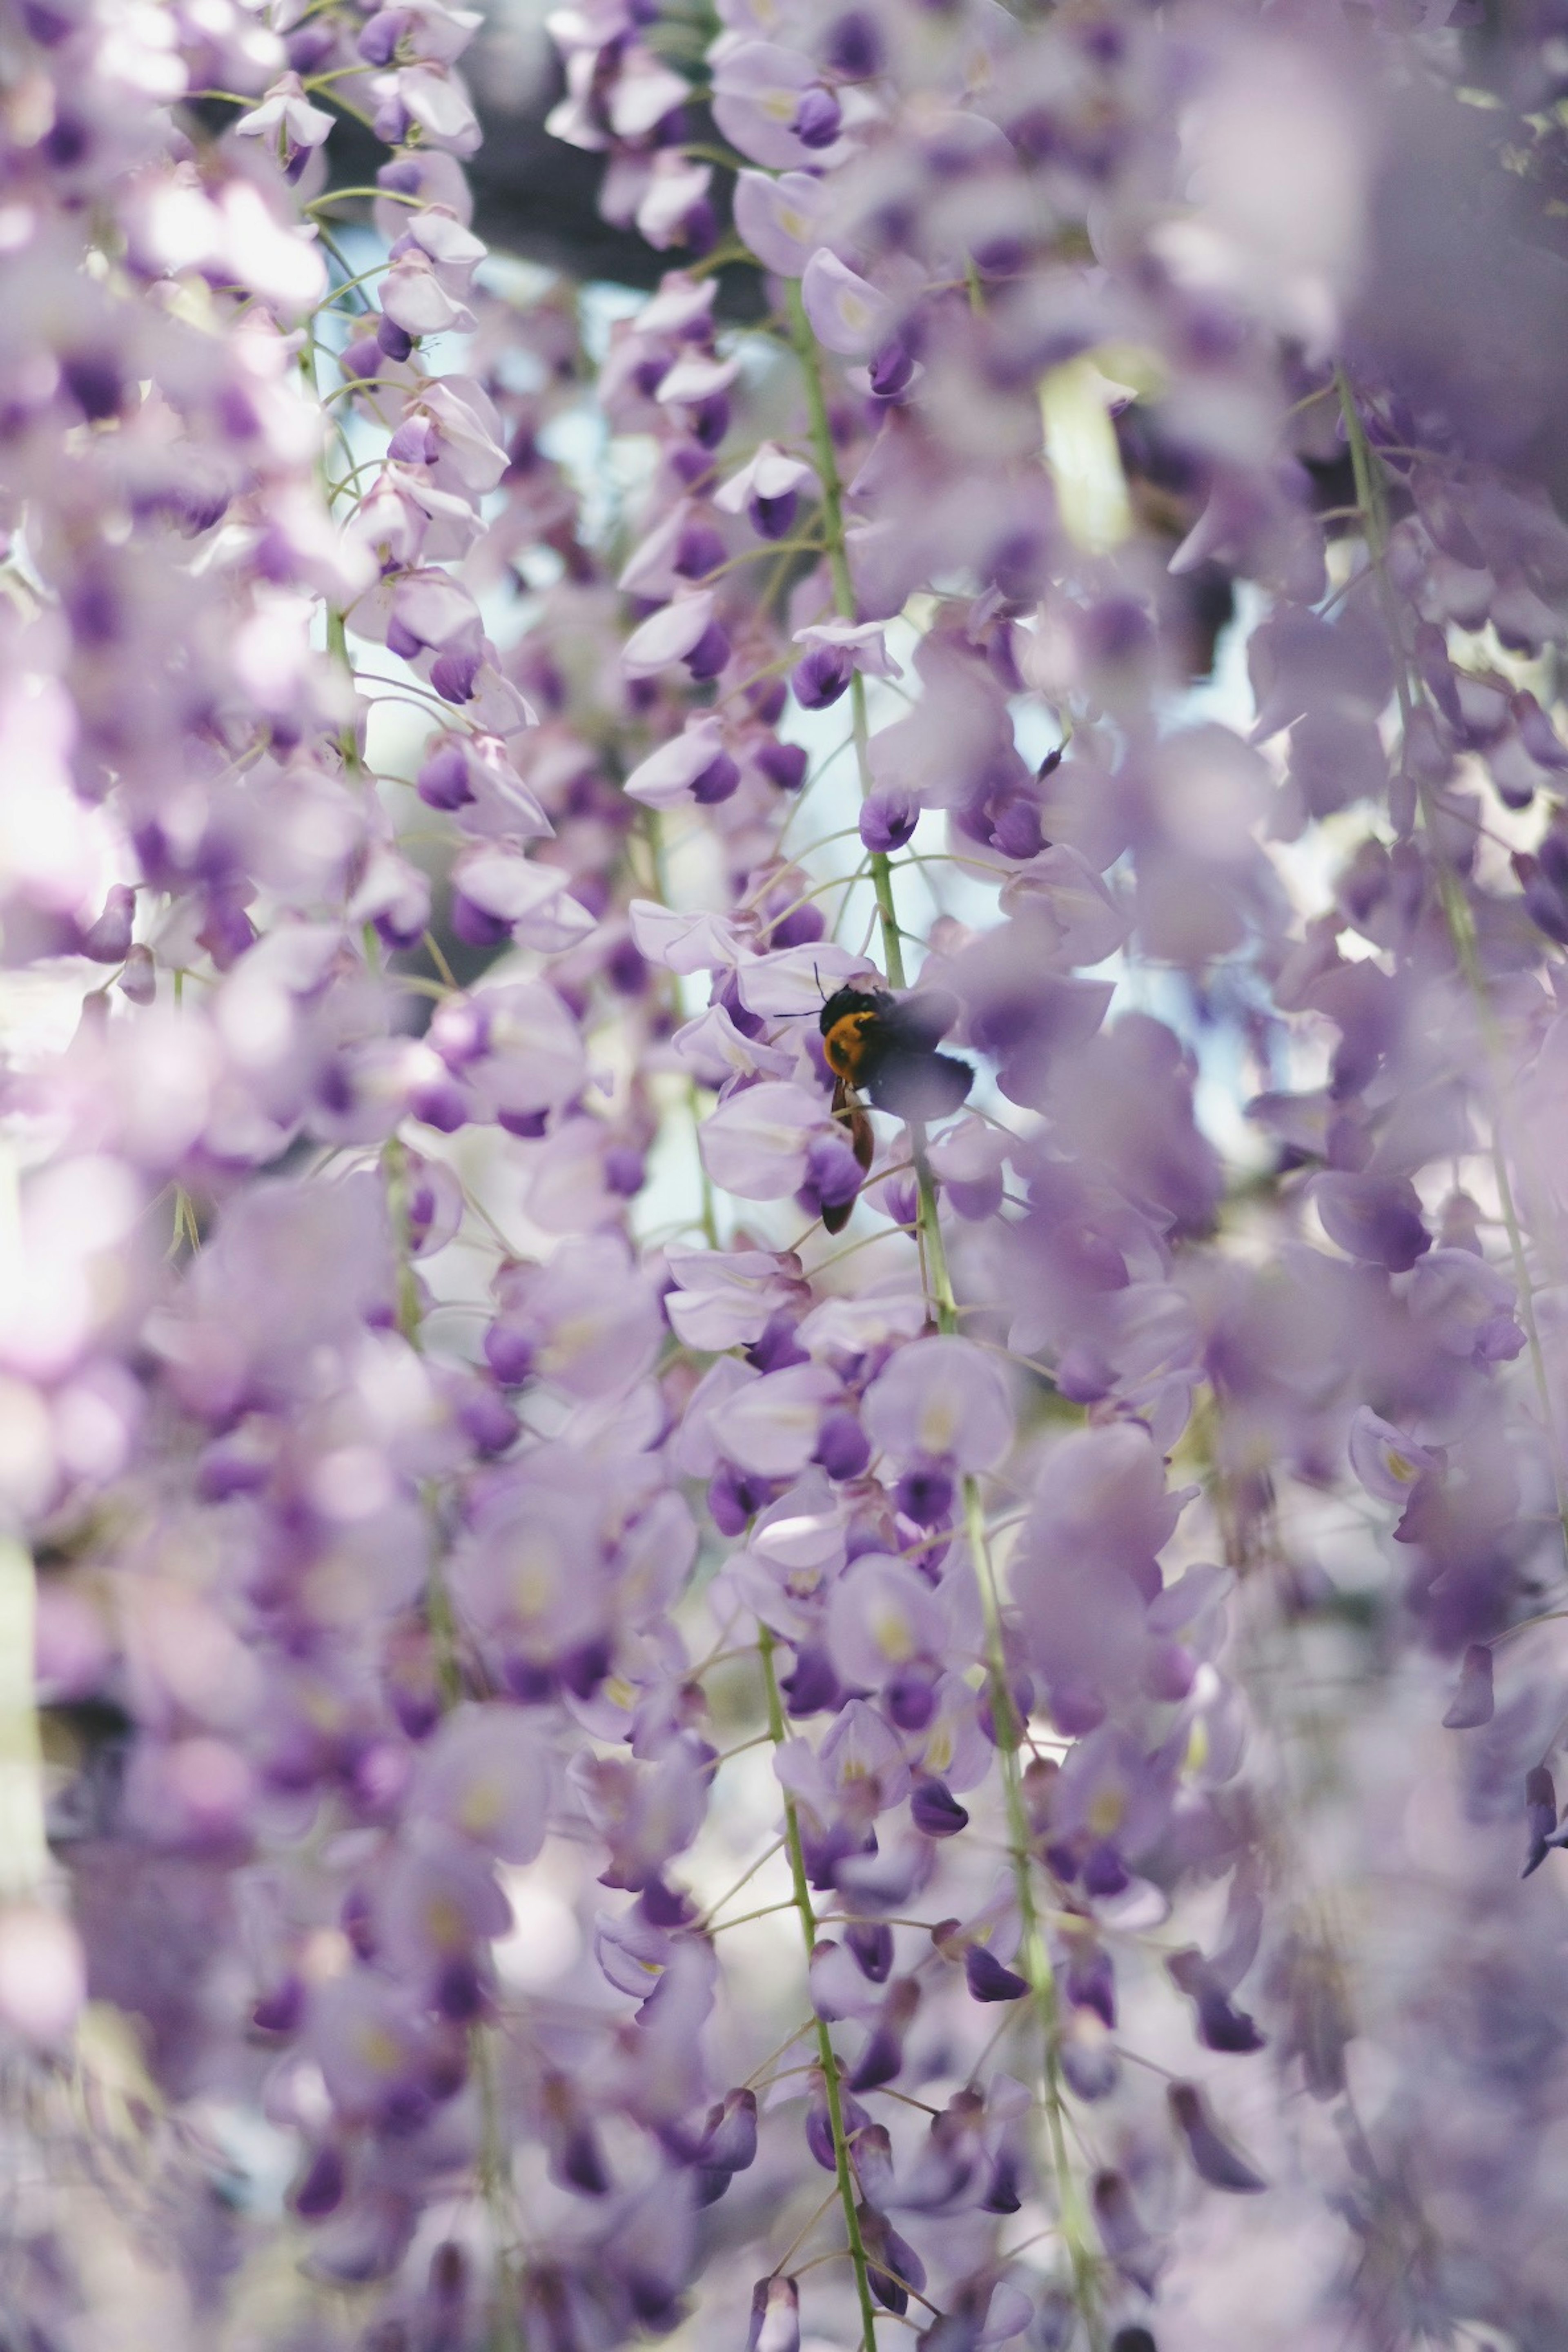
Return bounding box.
[10,0,1568,2345]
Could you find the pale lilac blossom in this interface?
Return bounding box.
[18,0,1568,2342]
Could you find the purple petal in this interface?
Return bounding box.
[1168,2082,1267,2193]
[964,1945,1029,2002]
[911,1777,969,1838]
[1443,1642,1495,1729]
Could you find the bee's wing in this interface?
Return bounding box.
[895,988,961,1050]
[865,1047,972,1120]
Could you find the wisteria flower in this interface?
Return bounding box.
[664,1247,806,1350]
[711,41,846,169]
[825,1553,948,1698]
[732,169,830,275]
[698,1080,838,1198]
[235,72,334,177]
[624,717,740,808]
[708,1361,845,1477]
[487,1235,663,1396]
[800,248,895,356]
[716,443,820,541]
[622,590,731,681]
[791,617,902,709]
[407,1702,555,1862]
[1347,1405,1442,1504]
[20,0,1568,2341]
[861,1336,1013,1473]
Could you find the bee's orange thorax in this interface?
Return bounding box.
[824,1010,876,1081]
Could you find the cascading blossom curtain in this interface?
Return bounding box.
[7,0,1568,2345]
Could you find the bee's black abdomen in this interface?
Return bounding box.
[862,1044,972,1119]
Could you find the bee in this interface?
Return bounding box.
[816,983,972,1234]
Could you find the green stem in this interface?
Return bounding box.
[314,223,369,306]
[787,254,1098,2336]
[1331,368,1410,739]
[895,880,1102,2339]
[697,1134,721,1251]
[379,1135,423,1348]
[644,807,719,1245]
[475,2028,524,2352]
[380,1145,520,2339]
[706,535,829,580]
[963,1481,1104,2350]
[307,185,423,212]
[294,159,522,2352]
[708,1897,799,1933]
[758,1629,882,2352]
[786,283,903,986]
[785,278,965,1315]
[301,340,362,775]
[306,256,391,310]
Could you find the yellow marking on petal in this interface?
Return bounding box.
[915,1396,961,1455]
[543,1312,609,1367]
[1088,1786,1126,1838]
[355,2023,405,2075]
[425,1893,467,1950]
[458,1783,503,1836]
[871,1603,917,1664]
[510,1541,560,1617]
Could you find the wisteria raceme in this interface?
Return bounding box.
[10,0,1568,2345]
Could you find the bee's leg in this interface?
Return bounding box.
[831,1080,875,1176]
[823,1085,875,1234]
[846,1098,875,1176]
